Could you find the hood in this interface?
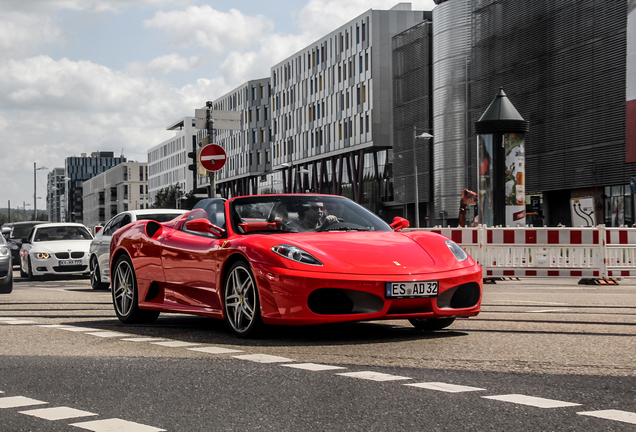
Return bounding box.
[29,240,92,253]
[250,231,439,275]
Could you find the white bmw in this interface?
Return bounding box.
[20,223,93,280]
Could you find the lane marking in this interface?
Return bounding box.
[20,406,98,420]
[281,363,346,371]
[86,331,131,338]
[405,382,486,393]
[232,354,294,363]
[577,409,636,425]
[0,396,48,409]
[70,418,166,432]
[188,347,243,354]
[482,394,580,408]
[0,320,37,325]
[121,338,167,342]
[525,308,573,313]
[337,371,412,382]
[57,327,100,332]
[151,341,201,348]
[38,324,67,328]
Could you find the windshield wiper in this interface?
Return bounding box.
[321,226,370,232]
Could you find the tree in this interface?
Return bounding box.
[152,185,203,210]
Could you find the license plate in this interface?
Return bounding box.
[59,260,82,266]
[386,281,438,298]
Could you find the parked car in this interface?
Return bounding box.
[89,209,186,290]
[109,195,482,338]
[4,221,46,266]
[20,223,93,280]
[0,234,13,293]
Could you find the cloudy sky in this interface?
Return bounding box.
[0,0,435,212]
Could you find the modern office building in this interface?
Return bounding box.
[430,0,631,227]
[64,152,126,224]
[82,162,148,229]
[263,4,429,214]
[147,117,197,205]
[200,78,273,197]
[46,168,66,222]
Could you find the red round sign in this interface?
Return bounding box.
[199,144,227,172]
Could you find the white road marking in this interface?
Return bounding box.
[405,382,486,393]
[38,324,67,328]
[337,371,412,382]
[490,300,569,305]
[188,347,243,354]
[0,396,48,409]
[57,327,100,332]
[577,410,636,424]
[86,331,131,338]
[0,317,18,321]
[281,363,346,371]
[70,418,166,432]
[151,341,201,348]
[232,354,294,363]
[121,338,167,342]
[1,320,37,325]
[482,394,580,408]
[20,406,97,420]
[525,308,573,313]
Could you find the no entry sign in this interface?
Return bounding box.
[199,144,227,172]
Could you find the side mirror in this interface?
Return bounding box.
[186,218,225,239]
[21,238,30,244]
[390,217,410,231]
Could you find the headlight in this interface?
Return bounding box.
[445,240,468,262]
[0,247,9,257]
[271,244,323,266]
[35,252,51,259]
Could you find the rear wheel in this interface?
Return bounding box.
[224,261,262,338]
[112,255,159,324]
[90,256,109,290]
[409,317,456,331]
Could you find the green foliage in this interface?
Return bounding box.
[152,185,202,210]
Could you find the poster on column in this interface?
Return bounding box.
[504,132,526,226]
[478,134,494,227]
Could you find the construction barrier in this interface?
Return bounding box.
[412,225,636,283]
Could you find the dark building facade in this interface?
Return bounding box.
[432,0,631,227]
[65,152,126,223]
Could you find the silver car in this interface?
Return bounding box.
[0,235,13,293]
[89,209,186,290]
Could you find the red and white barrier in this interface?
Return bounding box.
[415,225,636,281]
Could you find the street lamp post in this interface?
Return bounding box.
[34,163,48,221]
[413,128,433,228]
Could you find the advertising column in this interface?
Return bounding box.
[475,89,529,227]
[627,0,636,162]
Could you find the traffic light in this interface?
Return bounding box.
[187,150,197,172]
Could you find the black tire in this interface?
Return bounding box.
[27,258,39,281]
[111,255,159,324]
[224,261,262,338]
[90,256,109,290]
[409,317,456,331]
[0,271,12,294]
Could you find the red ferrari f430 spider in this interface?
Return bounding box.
[110,194,482,337]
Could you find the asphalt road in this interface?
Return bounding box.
[0,272,635,431]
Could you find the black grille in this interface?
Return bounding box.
[55,252,69,259]
[52,265,87,273]
[71,252,84,259]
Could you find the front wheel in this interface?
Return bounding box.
[27,258,39,281]
[112,255,159,324]
[90,256,109,290]
[409,317,456,331]
[224,261,262,338]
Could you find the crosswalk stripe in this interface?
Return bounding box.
[70,418,166,432]
[577,409,636,425]
[19,406,97,420]
[483,394,580,408]
[188,347,243,354]
[151,341,201,348]
[406,382,486,393]
[232,354,294,363]
[281,363,346,371]
[337,371,411,382]
[0,396,48,409]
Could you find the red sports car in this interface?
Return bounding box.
[110,194,482,337]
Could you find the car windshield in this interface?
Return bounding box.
[34,226,93,242]
[12,224,40,239]
[230,195,392,234]
[136,213,182,223]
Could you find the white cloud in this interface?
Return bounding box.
[0,12,65,58]
[144,6,274,54]
[126,54,203,76]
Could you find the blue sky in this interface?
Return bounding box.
[0,0,435,210]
